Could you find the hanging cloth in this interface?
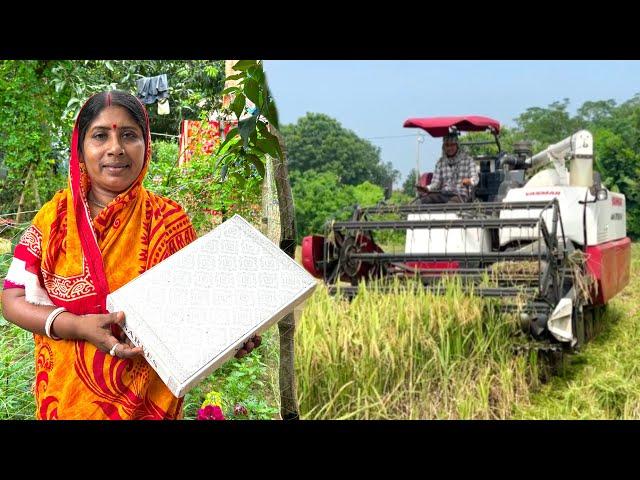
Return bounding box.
[136,74,169,105]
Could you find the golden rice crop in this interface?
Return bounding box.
[295,276,542,419]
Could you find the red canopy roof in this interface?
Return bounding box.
[403,116,500,137]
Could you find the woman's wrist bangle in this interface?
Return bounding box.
[44,307,67,340]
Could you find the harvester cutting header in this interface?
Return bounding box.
[302,116,631,350]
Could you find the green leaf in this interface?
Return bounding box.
[205,65,219,78]
[221,86,241,96]
[231,95,246,121]
[105,61,114,72]
[257,121,283,159]
[238,115,258,150]
[247,154,265,178]
[213,152,231,172]
[231,172,246,187]
[255,135,280,159]
[265,97,280,130]
[254,67,265,85]
[244,79,260,107]
[217,127,240,156]
[232,60,258,72]
[225,73,244,82]
[66,97,79,108]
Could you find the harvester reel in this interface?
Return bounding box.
[324,231,344,285]
[339,235,362,280]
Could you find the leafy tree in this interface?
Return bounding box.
[290,170,356,241]
[281,113,398,188]
[592,127,640,237]
[577,99,617,124]
[0,61,68,220]
[290,172,387,242]
[351,181,384,207]
[402,169,419,196]
[217,60,302,421]
[513,98,581,152]
[49,60,226,136]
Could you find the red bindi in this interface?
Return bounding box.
[112,124,117,130]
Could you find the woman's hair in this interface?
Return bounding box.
[77,90,148,153]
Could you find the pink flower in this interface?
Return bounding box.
[233,404,248,416]
[197,404,225,420]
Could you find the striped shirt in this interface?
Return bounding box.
[428,149,479,199]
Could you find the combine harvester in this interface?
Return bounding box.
[301,116,631,350]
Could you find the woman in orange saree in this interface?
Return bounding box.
[2,91,199,419]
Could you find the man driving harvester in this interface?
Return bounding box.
[418,132,479,203]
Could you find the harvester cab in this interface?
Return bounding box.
[406,116,515,203]
[301,116,631,351]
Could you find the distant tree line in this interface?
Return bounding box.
[281,113,403,241]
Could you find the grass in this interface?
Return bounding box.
[512,242,640,419]
[0,238,36,419]
[0,321,36,419]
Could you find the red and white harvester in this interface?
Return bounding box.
[301,116,631,349]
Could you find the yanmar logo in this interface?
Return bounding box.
[612,196,623,207]
[525,191,561,196]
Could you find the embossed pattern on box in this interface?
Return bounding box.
[106,215,317,397]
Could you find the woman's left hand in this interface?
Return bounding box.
[235,334,262,359]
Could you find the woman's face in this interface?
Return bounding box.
[80,106,145,196]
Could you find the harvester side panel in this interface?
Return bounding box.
[501,187,627,247]
[586,237,632,304]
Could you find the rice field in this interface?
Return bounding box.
[294,277,543,419]
[293,244,640,419]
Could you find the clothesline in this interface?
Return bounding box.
[151,132,179,139]
[0,209,39,218]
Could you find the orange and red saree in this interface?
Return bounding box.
[3,96,196,419]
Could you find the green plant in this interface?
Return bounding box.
[0,321,36,419]
[183,325,281,420]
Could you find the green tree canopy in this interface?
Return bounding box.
[50,60,226,136]
[0,61,68,214]
[513,98,582,152]
[290,170,356,241]
[402,169,419,196]
[281,113,398,188]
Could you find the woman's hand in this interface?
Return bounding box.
[74,311,143,359]
[235,334,262,359]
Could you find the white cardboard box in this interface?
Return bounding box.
[106,215,317,398]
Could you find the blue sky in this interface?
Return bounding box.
[263,60,640,186]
